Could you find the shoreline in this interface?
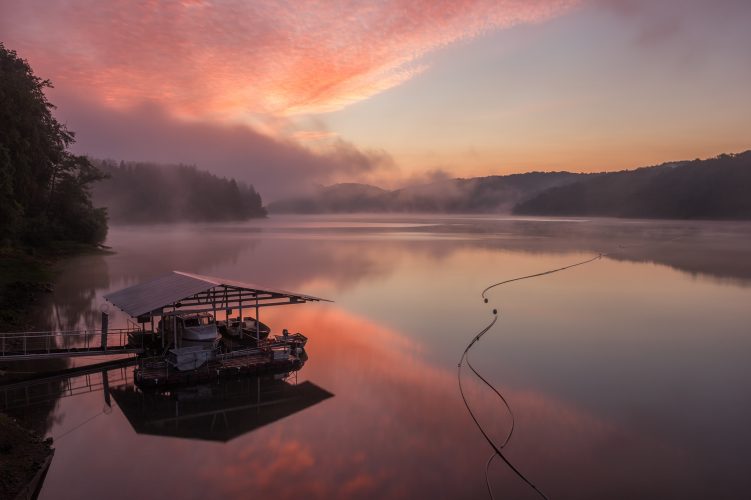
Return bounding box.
[0,243,107,499]
[0,413,54,500]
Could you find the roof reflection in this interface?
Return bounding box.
[111,375,334,442]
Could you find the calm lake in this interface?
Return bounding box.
[5,215,751,499]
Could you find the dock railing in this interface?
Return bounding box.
[0,327,147,360]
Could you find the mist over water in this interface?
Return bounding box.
[12,215,751,499]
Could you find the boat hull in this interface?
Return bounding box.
[182,324,219,342]
[166,345,214,371]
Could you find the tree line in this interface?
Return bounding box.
[92,160,267,223]
[1,42,267,249]
[514,152,751,219]
[270,153,751,220]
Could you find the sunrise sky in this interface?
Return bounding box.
[2,0,750,198]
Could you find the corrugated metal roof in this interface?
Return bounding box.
[104,271,329,317]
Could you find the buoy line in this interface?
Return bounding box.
[460,252,609,499]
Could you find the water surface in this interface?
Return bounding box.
[5,215,751,499]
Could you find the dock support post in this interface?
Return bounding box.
[172,306,178,349]
[102,369,111,408]
[101,312,109,351]
[238,298,243,339]
[255,295,260,342]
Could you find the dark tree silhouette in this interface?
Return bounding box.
[0,43,107,245]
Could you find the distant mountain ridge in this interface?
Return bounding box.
[514,151,751,219]
[269,172,587,214]
[270,151,751,220]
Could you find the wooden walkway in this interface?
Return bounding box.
[0,328,147,361]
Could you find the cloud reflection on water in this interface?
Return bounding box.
[191,307,698,499]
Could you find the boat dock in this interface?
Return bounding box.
[1,270,329,388]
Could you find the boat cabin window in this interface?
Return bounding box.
[184,318,200,327]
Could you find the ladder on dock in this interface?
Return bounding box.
[0,328,147,361]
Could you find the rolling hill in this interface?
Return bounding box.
[514,152,751,219]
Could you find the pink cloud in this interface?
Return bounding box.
[1,0,576,122]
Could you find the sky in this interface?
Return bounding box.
[2,0,750,199]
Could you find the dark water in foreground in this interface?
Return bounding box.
[4,216,751,499]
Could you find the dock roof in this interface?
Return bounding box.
[104,271,330,318]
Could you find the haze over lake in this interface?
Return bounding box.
[8,215,751,499]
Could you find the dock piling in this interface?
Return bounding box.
[101,312,109,351]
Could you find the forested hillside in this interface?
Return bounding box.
[92,160,267,223]
[514,152,751,219]
[270,153,751,220]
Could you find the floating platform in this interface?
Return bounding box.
[135,345,306,388]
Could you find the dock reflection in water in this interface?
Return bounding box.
[1,362,334,498]
[111,374,334,442]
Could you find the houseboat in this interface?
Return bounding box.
[102,270,331,387]
[158,312,218,343]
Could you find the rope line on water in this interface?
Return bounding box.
[458,313,550,500]
[481,253,604,300]
[485,452,497,498]
[53,406,109,441]
[461,251,612,500]
[466,348,514,448]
